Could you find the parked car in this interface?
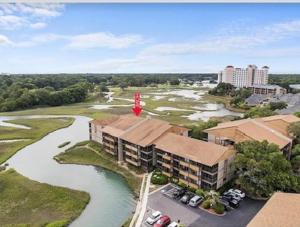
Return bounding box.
[188,195,204,207]
[219,198,232,211]
[146,211,162,225]
[229,199,240,208]
[173,188,186,199]
[223,191,242,202]
[228,189,245,198]
[220,195,240,208]
[168,222,179,227]
[180,192,193,204]
[154,215,171,227]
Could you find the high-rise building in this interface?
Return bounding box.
[218,65,269,88]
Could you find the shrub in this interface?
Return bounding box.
[151,173,168,185]
[170,177,178,184]
[195,188,205,197]
[202,199,211,209]
[178,181,187,188]
[188,186,197,193]
[213,203,225,214]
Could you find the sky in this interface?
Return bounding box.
[1,3,300,74]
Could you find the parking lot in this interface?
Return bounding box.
[142,184,265,227]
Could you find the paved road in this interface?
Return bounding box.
[144,185,265,227]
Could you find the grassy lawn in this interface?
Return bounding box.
[0,118,74,164]
[54,141,143,196]
[0,169,90,227]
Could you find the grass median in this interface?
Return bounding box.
[0,168,90,227]
[54,141,143,196]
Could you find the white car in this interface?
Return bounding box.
[228,189,245,198]
[146,210,162,225]
[168,222,179,227]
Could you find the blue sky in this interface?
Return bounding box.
[1,3,300,74]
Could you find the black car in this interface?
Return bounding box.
[180,192,194,204]
[173,188,187,199]
[220,196,240,208]
[219,198,232,211]
[229,199,239,208]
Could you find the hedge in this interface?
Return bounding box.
[202,199,211,209]
[195,189,205,197]
[151,173,168,185]
[213,203,225,214]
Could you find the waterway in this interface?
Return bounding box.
[1,115,135,227]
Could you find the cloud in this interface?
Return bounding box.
[141,19,300,57]
[0,4,64,18]
[67,32,144,49]
[2,32,143,50]
[30,22,47,29]
[0,3,64,30]
[0,15,27,29]
[0,34,13,45]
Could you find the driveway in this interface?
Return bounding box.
[143,184,265,227]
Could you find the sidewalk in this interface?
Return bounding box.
[130,172,153,227]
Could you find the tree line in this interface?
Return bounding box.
[0,73,216,112]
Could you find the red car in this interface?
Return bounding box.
[154,215,171,227]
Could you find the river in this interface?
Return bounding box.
[1,115,136,227]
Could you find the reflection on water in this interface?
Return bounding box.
[2,115,135,227]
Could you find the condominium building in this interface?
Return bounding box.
[249,84,287,96]
[154,133,235,190]
[89,114,189,170]
[218,65,269,88]
[89,114,235,190]
[204,114,300,159]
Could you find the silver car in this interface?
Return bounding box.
[146,210,162,225]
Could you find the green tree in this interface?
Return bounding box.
[119,82,128,91]
[244,106,276,118]
[208,83,234,96]
[187,120,220,140]
[269,101,288,111]
[99,84,109,93]
[169,78,180,85]
[234,140,300,198]
[288,122,300,144]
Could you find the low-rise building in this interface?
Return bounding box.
[247,192,300,227]
[89,114,235,190]
[154,133,235,190]
[204,115,300,159]
[249,84,287,96]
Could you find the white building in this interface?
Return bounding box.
[218,65,269,88]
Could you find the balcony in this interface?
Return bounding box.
[162,171,171,177]
[179,170,189,177]
[179,160,189,168]
[189,174,199,181]
[104,136,115,143]
[162,162,171,169]
[163,155,171,161]
[104,148,116,155]
[190,164,199,172]
[126,151,138,159]
[179,178,189,186]
[189,182,199,189]
[126,158,139,167]
[124,144,138,151]
[103,142,115,149]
